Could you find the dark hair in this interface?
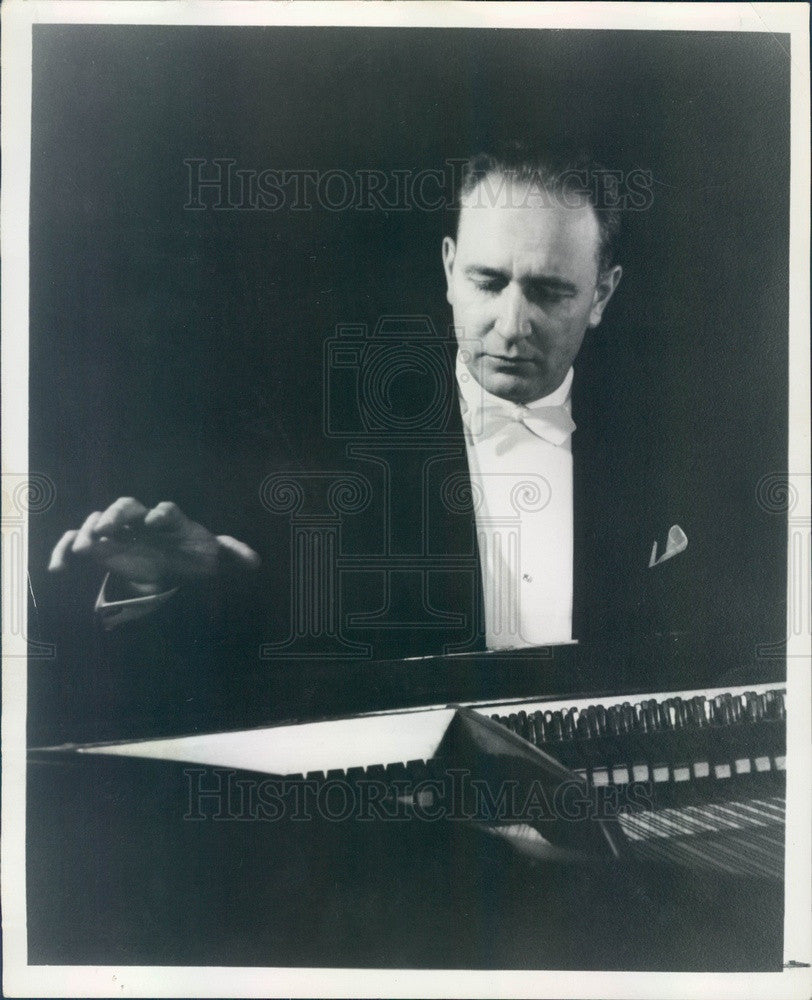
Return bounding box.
[448,141,622,272]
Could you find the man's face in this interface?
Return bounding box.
[443,176,622,403]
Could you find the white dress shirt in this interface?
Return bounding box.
[456,356,575,649]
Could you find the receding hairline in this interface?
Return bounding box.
[454,172,605,268]
[447,147,622,272]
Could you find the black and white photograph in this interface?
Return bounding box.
[2,2,810,997]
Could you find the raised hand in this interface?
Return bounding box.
[48,497,260,590]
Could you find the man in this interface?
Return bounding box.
[44,144,742,737]
[442,150,621,648]
[49,150,616,606]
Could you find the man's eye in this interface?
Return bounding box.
[528,287,568,307]
[472,279,504,293]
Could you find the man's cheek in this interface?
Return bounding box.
[469,309,491,336]
[458,314,486,345]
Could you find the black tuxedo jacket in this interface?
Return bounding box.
[34,338,785,744]
[197,339,753,675]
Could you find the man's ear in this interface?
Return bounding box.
[442,236,456,305]
[588,264,622,328]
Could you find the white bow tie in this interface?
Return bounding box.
[463,400,576,447]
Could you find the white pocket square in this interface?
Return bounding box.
[649,524,688,568]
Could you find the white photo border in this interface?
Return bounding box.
[2,3,810,998]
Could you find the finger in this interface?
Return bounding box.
[48,530,79,571]
[71,511,104,554]
[92,497,149,539]
[143,500,187,532]
[216,535,261,569]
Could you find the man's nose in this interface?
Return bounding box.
[494,284,532,343]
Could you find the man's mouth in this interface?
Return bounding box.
[484,354,534,365]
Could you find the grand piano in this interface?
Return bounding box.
[27,643,786,970]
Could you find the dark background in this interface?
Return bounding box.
[27,26,790,742]
[23,24,791,972]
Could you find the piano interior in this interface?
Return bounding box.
[27,645,787,970]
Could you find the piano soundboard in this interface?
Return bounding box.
[28,663,792,970]
[66,681,786,881]
[485,685,786,879]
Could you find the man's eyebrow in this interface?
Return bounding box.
[524,275,579,295]
[463,265,507,280]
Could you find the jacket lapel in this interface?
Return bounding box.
[440,380,486,652]
[571,362,607,643]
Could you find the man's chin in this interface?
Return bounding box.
[477,370,536,404]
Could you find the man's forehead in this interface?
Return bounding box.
[456,176,601,267]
